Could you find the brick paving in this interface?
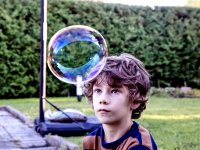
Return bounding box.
[0,106,56,150]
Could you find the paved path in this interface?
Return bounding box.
[0,106,56,150]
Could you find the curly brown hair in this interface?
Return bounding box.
[83,53,150,119]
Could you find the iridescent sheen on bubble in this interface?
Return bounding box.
[47,25,108,84]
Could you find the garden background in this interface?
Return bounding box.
[0,0,200,149]
[0,0,200,98]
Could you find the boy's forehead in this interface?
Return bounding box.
[93,75,123,88]
[93,77,109,86]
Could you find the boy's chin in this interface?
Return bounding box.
[98,117,111,124]
[98,117,118,125]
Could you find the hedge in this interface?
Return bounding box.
[0,0,199,98]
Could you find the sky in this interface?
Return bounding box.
[101,0,188,7]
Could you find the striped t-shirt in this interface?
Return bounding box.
[83,121,158,150]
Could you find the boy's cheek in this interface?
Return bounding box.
[91,104,94,109]
[90,101,96,109]
[93,105,99,112]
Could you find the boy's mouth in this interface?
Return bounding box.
[98,109,110,113]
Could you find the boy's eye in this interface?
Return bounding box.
[93,89,101,93]
[111,89,120,93]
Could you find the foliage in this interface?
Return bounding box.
[0,0,200,98]
[0,0,40,98]
[150,87,200,98]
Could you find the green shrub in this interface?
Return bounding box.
[0,0,200,98]
[150,87,200,98]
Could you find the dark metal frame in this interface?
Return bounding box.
[34,0,101,137]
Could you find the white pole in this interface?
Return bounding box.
[42,0,47,110]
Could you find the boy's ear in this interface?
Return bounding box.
[130,102,140,110]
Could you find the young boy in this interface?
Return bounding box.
[83,53,158,150]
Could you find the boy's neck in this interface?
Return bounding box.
[102,120,133,143]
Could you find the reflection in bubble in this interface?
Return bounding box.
[47,25,108,84]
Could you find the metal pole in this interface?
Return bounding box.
[39,0,47,122]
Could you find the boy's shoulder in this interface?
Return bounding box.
[87,125,102,135]
[83,122,157,150]
[136,123,158,150]
[83,126,102,149]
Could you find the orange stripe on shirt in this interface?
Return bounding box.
[116,136,139,150]
[139,125,153,150]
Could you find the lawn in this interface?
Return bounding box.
[0,96,200,150]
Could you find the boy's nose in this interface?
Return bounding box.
[99,93,110,104]
[99,99,109,104]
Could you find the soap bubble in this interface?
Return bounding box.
[47,25,108,84]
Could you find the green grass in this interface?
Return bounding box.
[0,96,200,150]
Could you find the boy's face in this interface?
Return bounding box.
[92,80,133,125]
